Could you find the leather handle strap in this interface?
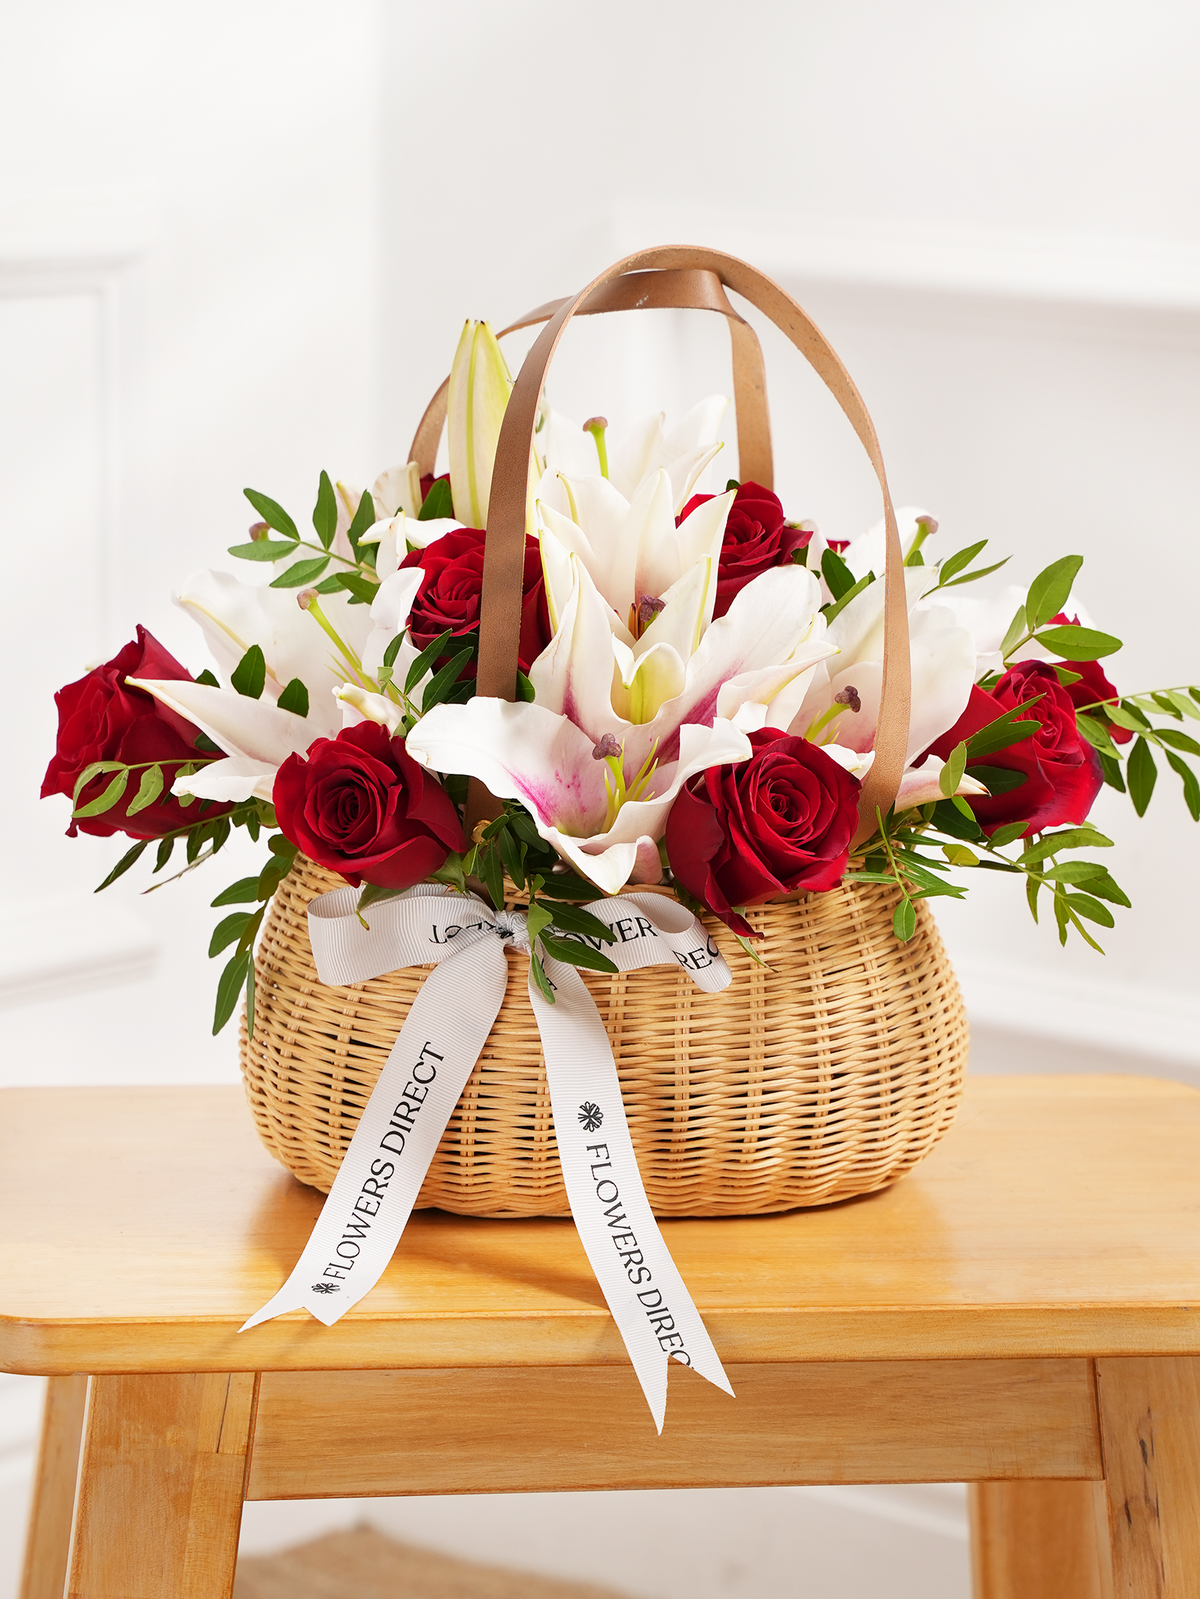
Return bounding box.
[408,268,773,489]
[475,246,910,847]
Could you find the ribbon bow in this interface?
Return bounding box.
[242,883,735,1430]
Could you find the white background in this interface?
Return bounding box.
[2,3,1199,1595]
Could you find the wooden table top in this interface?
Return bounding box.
[2,1075,1198,1376]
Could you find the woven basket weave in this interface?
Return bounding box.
[240,856,968,1216]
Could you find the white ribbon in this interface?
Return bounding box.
[241,883,735,1430]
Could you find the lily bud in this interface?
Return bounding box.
[447,319,512,527]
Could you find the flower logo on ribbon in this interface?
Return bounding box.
[310,1282,340,1294]
[578,1101,604,1132]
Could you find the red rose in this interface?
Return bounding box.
[666,730,860,937]
[678,481,811,618]
[41,626,229,840]
[399,526,551,676]
[1047,614,1131,745]
[930,660,1102,836]
[273,721,465,889]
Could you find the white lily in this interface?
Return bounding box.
[407,696,751,894]
[540,396,729,514]
[837,506,938,586]
[330,463,425,562]
[173,569,375,739]
[531,555,836,777]
[126,678,327,803]
[447,319,512,527]
[791,567,977,765]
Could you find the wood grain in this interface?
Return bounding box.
[969,1480,1113,1599]
[68,1372,258,1599]
[246,1358,1102,1498]
[20,1374,88,1599]
[1096,1357,1200,1597]
[4,1076,1200,1376]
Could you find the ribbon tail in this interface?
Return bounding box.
[530,958,735,1432]
[240,939,509,1332]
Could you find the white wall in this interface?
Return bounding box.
[4,3,1200,1596]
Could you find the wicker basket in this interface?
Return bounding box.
[240,855,968,1216]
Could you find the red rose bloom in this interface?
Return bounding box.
[677,481,811,618]
[399,526,551,676]
[666,730,860,937]
[41,626,230,840]
[273,721,465,889]
[1047,614,1131,744]
[930,660,1102,836]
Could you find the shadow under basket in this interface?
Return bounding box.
[240,857,969,1217]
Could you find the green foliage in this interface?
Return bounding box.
[270,554,330,589]
[312,470,337,549]
[277,677,310,717]
[1035,624,1122,660]
[228,538,300,562]
[418,477,454,520]
[820,546,856,603]
[1025,555,1083,630]
[230,644,266,699]
[1127,736,1157,815]
[243,487,299,542]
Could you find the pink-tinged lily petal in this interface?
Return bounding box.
[173,755,278,804]
[629,836,665,885]
[128,678,320,770]
[407,698,750,894]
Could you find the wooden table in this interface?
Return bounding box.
[3,1076,1199,1599]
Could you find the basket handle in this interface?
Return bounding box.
[477,245,911,848]
[407,267,774,489]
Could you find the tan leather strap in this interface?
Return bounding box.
[408,268,773,489]
[477,247,910,847]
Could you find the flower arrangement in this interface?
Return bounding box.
[42,319,1200,1032]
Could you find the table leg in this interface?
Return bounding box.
[67,1373,259,1599]
[20,1375,90,1599]
[968,1480,1113,1599]
[1095,1357,1200,1598]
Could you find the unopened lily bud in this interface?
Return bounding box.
[447,320,512,526]
[248,520,270,541]
[592,733,623,761]
[297,588,318,610]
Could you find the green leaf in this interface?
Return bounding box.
[94,838,149,892]
[346,487,376,559]
[478,842,504,912]
[1152,727,1200,756]
[548,902,617,943]
[529,951,556,1003]
[822,569,874,625]
[525,901,554,945]
[1075,712,1119,756]
[939,742,968,798]
[212,876,263,907]
[1025,555,1083,630]
[1053,887,1070,946]
[1165,750,1200,821]
[1025,872,1042,922]
[531,871,603,902]
[73,768,129,819]
[988,820,1030,848]
[125,764,164,817]
[942,843,979,866]
[313,575,344,594]
[1064,891,1115,929]
[968,764,1027,794]
[155,835,176,872]
[277,677,310,717]
[417,476,454,520]
[1105,701,1151,733]
[1053,665,1083,687]
[356,883,405,924]
[228,538,300,562]
[999,603,1028,659]
[209,911,251,958]
[422,647,473,713]
[539,930,619,973]
[404,629,454,694]
[515,669,536,703]
[940,558,1011,590]
[313,469,337,549]
[328,571,380,605]
[1041,861,1104,883]
[1099,751,1126,793]
[213,950,251,1035]
[935,540,987,586]
[71,759,123,805]
[964,698,1045,759]
[1166,690,1200,722]
[1150,691,1183,720]
[820,546,856,603]
[375,631,407,691]
[1077,869,1132,908]
[1035,625,1122,661]
[1127,736,1157,816]
[245,960,256,1037]
[497,825,525,891]
[930,798,983,840]
[244,488,299,541]
[1020,826,1114,865]
[194,669,220,688]
[893,898,916,941]
[230,644,266,700]
[269,555,331,589]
